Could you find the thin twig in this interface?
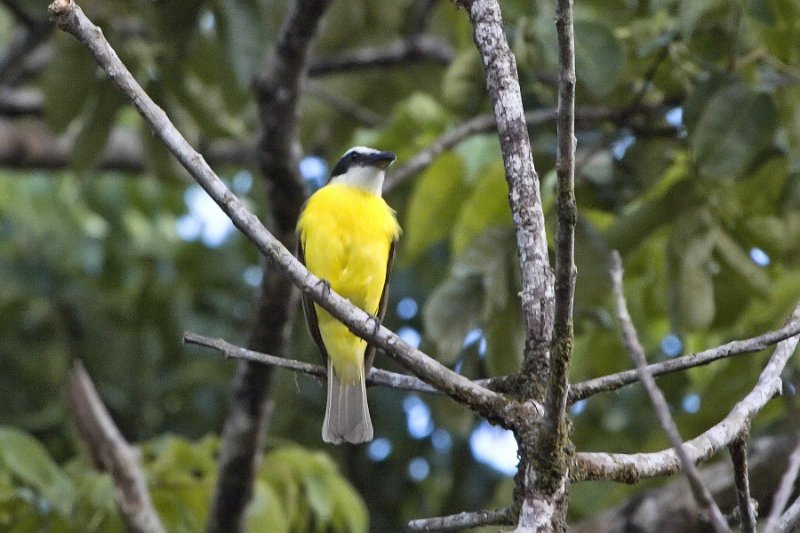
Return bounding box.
[569,316,800,403]
[765,433,800,533]
[408,507,515,531]
[729,437,757,533]
[610,251,730,533]
[66,361,166,533]
[48,0,538,428]
[772,496,800,533]
[211,0,332,528]
[308,35,454,76]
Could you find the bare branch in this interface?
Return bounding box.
[729,438,757,533]
[569,316,800,403]
[463,1,553,384]
[408,507,514,531]
[308,35,454,76]
[765,433,800,533]
[210,0,331,530]
[574,299,800,483]
[185,331,460,394]
[773,496,800,533]
[66,361,166,533]
[48,0,538,428]
[610,251,730,532]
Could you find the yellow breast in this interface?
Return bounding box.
[298,183,400,312]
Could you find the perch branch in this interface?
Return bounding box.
[729,437,757,533]
[568,316,800,403]
[408,507,514,531]
[773,497,800,533]
[48,0,538,428]
[573,297,800,483]
[610,251,730,532]
[66,361,166,533]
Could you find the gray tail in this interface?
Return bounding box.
[322,363,373,444]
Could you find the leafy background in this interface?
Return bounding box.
[2,0,800,530]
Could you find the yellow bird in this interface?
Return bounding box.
[297,147,401,444]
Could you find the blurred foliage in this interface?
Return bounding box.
[0,426,365,532]
[2,0,800,530]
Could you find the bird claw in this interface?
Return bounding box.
[315,278,331,295]
[366,316,381,336]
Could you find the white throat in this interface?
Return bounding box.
[330,165,386,196]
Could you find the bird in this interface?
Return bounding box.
[296,146,401,444]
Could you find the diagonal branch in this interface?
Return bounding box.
[610,251,730,532]
[573,299,800,484]
[568,316,800,403]
[765,433,800,533]
[47,0,540,429]
[66,361,166,533]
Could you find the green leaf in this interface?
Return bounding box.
[691,84,777,180]
[213,0,266,86]
[441,49,484,114]
[402,153,468,262]
[711,225,770,293]
[423,275,485,364]
[0,427,73,515]
[451,161,512,256]
[484,297,525,376]
[42,36,97,133]
[452,226,514,312]
[574,20,624,96]
[304,476,333,530]
[72,83,126,174]
[680,0,726,35]
[246,479,290,533]
[674,233,716,331]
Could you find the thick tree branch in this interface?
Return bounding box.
[573,301,800,483]
[461,0,556,528]
[48,0,538,428]
[308,35,454,76]
[209,0,331,530]
[408,507,514,531]
[66,361,166,533]
[611,251,730,532]
[569,316,800,403]
[729,438,757,533]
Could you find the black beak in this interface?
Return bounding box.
[366,151,396,169]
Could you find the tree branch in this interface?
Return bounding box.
[572,435,795,533]
[209,0,331,530]
[307,35,454,76]
[729,437,757,533]
[47,0,537,429]
[610,251,730,532]
[773,496,800,533]
[569,316,800,403]
[574,299,800,483]
[66,361,166,533]
[407,507,514,531]
[765,433,800,533]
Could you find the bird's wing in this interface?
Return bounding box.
[297,237,329,365]
[364,240,396,373]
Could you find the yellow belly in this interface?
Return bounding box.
[298,183,401,383]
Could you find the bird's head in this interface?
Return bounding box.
[329,146,396,195]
